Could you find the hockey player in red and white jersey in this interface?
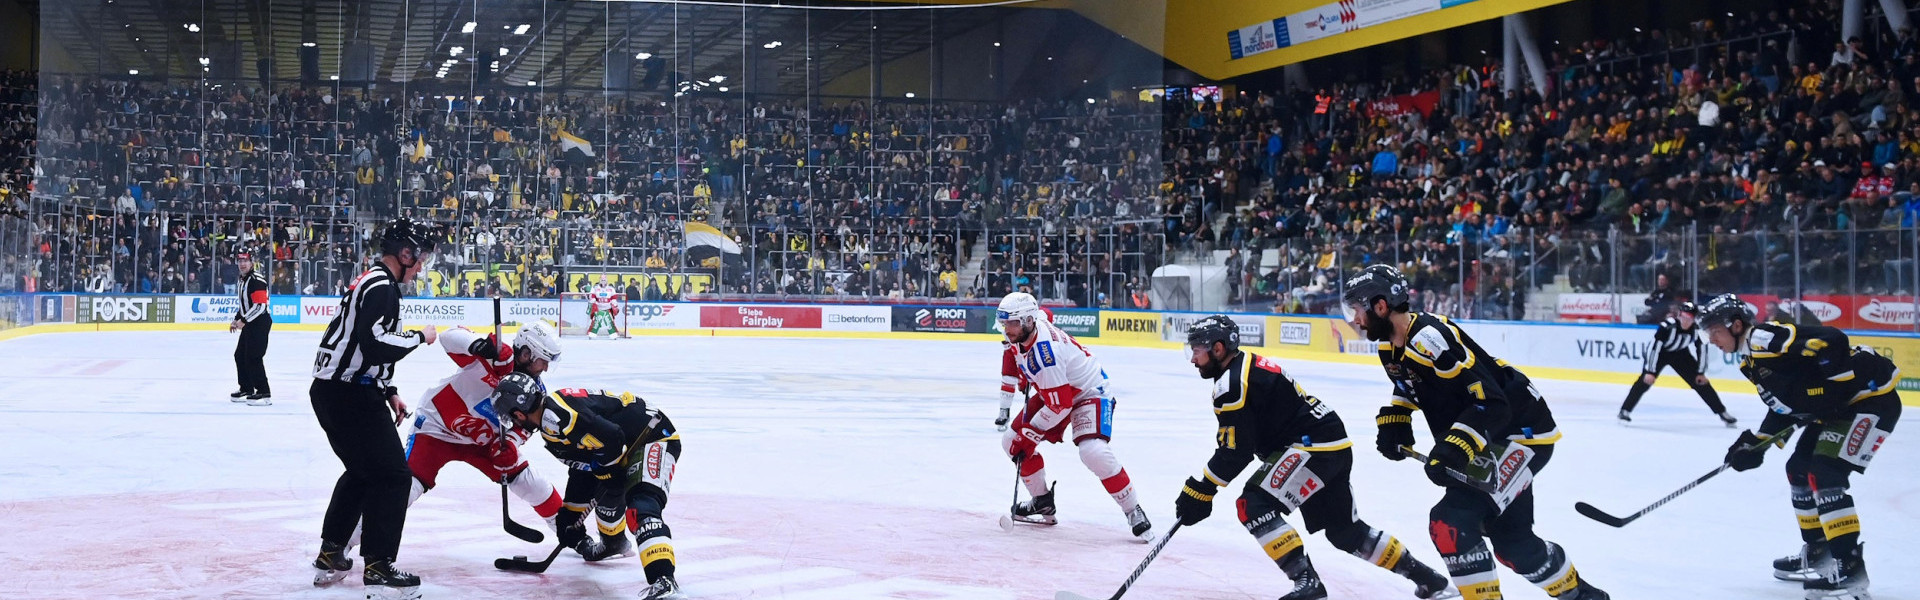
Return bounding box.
[588,276,622,339]
[334,320,569,566]
[996,292,1152,541]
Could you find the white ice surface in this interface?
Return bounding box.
[0,330,1914,599]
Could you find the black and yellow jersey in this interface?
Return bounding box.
[1742,322,1900,431]
[1376,313,1559,448]
[1199,351,1349,488]
[538,387,678,474]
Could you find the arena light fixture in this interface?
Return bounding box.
[515,24,531,35]
[461,21,477,34]
[708,75,726,83]
[303,42,317,47]
[636,52,653,60]
[199,57,210,66]
[330,75,339,81]
[905,92,916,98]
[1086,98,1095,104]
[762,41,782,49]
[451,46,465,56]
[718,87,729,92]
[499,48,509,56]
[128,69,139,75]
[993,42,1001,47]
[185,23,200,32]
[527,80,538,86]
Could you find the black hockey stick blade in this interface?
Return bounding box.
[494,543,567,573]
[502,484,545,543]
[1572,502,1633,527]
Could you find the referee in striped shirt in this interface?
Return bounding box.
[307,218,441,594]
[229,251,272,405]
[1617,300,1737,427]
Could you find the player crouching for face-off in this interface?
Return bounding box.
[1697,293,1898,600]
[501,384,685,600]
[1342,265,1609,600]
[996,292,1152,541]
[321,321,570,584]
[1177,315,1456,600]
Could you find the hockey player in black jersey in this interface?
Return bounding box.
[1617,301,1737,426]
[1342,265,1608,600]
[1175,315,1455,600]
[1697,294,1899,600]
[497,377,684,600]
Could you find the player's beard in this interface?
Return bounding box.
[1362,310,1394,342]
[1194,350,1228,380]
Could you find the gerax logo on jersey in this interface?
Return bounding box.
[700,305,821,329]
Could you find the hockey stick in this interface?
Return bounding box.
[495,541,567,574]
[1575,424,1796,528]
[1398,445,1500,494]
[1055,523,1182,600]
[494,296,545,545]
[999,388,1056,531]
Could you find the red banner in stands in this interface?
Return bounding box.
[1364,90,1441,119]
[699,305,823,329]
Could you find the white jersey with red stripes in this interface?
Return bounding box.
[591,284,619,311]
[413,327,526,447]
[1008,318,1108,414]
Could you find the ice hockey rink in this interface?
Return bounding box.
[0,329,1914,600]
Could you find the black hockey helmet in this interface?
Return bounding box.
[493,372,546,423]
[1187,314,1240,354]
[1342,264,1411,317]
[1696,293,1754,330]
[380,217,443,257]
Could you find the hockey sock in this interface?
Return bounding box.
[1620,379,1652,413]
[634,515,677,582]
[1101,470,1140,514]
[1254,519,1307,566]
[1691,380,1728,414]
[1790,481,1827,545]
[1019,454,1049,498]
[596,504,628,537]
[1811,473,1863,560]
[1431,519,1501,600]
[1327,523,1411,574]
[1508,541,1585,598]
[504,467,563,519]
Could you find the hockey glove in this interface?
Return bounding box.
[468,334,503,360]
[489,437,523,473]
[994,407,1012,431]
[1725,430,1776,472]
[1174,477,1217,526]
[1376,406,1416,461]
[1008,426,1042,465]
[1425,429,1483,487]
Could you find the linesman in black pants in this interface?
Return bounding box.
[229,251,273,406]
[308,218,442,599]
[1617,301,1737,427]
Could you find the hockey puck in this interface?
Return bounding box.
[514,555,528,561]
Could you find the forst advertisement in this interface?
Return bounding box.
[79,295,173,324]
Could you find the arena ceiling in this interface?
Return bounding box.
[27,0,1023,94]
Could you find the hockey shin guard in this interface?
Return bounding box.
[1431,518,1501,600]
[1810,469,1862,559]
[1504,541,1586,598]
[1076,439,1139,514]
[1790,477,1828,545]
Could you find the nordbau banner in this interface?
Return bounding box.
[79,295,173,324]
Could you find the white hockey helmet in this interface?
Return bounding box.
[513,320,562,363]
[997,292,1044,325]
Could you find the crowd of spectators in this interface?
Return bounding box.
[13,0,1920,319]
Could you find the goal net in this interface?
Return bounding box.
[557,292,629,338]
